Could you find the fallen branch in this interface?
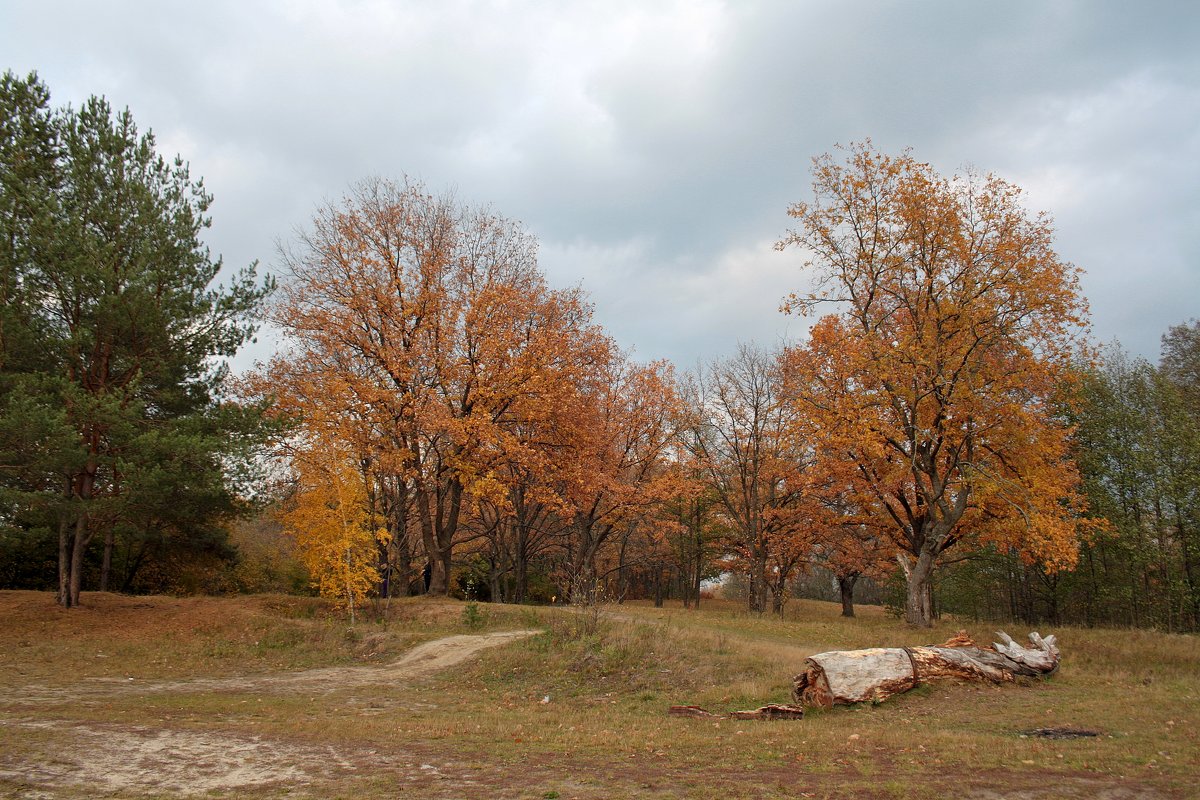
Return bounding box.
[729,704,806,720]
[792,631,1059,708]
[669,703,805,720]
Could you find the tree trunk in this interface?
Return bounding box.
[568,516,605,604]
[436,547,453,596]
[748,544,768,613]
[68,508,88,608]
[56,508,71,607]
[900,551,936,626]
[771,582,786,616]
[514,524,529,604]
[393,542,411,598]
[417,487,458,596]
[793,631,1059,708]
[120,539,149,593]
[489,569,501,603]
[384,482,412,597]
[99,528,114,593]
[838,573,859,618]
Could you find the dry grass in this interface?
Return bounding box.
[1,590,1197,799]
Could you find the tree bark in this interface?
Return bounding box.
[838,573,859,618]
[56,509,71,607]
[68,507,88,608]
[748,545,769,613]
[899,551,936,626]
[792,631,1060,708]
[771,583,786,616]
[514,521,529,604]
[99,528,114,593]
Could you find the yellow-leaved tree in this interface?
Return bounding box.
[280,440,383,622]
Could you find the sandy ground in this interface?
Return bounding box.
[6,629,539,704]
[0,630,539,798]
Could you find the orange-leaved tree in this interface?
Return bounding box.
[801,459,896,618]
[456,285,618,603]
[778,142,1095,626]
[265,177,617,596]
[560,357,683,602]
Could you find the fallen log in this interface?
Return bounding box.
[792,631,1059,708]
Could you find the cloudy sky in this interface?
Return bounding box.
[3,1,1197,370]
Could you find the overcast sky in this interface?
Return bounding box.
[3,1,1197,370]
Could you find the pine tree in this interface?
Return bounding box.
[0,72,273,606]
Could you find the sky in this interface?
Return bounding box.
[2,1,1197,371]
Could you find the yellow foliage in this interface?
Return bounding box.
[279,447,383,617]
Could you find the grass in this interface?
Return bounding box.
[1,590,1196,799]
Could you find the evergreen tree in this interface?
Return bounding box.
[0,72,273,606]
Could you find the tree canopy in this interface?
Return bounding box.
[9,72,1194,634]
[777,141,1095,626]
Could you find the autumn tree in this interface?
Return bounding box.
[264,177,613,597]
[778,142,1093,626]
[685,344,808,614]
[806,483,895,618]
[654,454,724,609]
[279,436,381,622]
[559,358,682,602]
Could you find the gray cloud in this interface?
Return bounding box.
[2,0,1196,368]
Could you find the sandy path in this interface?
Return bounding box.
[8,629,540,703]
[0,630,540,797]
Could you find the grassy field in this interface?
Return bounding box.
[0,590,1196,799]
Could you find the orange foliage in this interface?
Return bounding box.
[278,432,382,621]
[250,177,684,602]
[777,142,1096,625]
[559,358,684,597]
[259,177,616,595]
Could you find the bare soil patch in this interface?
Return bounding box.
[7,628,539,703]
[1,619,538,797]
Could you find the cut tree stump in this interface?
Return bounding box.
[792,631,1059,708]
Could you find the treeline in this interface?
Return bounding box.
[930,330,1200,631]
[256,177,723,618]
[258,145,1094,630]
[3,74,1197,632]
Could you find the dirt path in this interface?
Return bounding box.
[0,630,540,797]
[8,629,540,704]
